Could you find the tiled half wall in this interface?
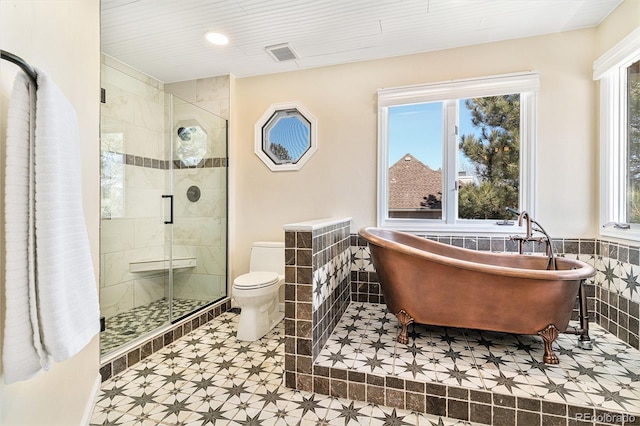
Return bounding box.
[284,227,640,424]
[283,218,352,390]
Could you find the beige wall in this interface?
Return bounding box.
[595,0,640,58]
[0,1,101,425]
[231,28,599,279]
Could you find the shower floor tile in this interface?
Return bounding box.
[92,310,471,426]
[317,302,640,417]
[100,298,207,354]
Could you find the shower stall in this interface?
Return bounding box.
[99,58,228,355]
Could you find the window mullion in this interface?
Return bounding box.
[377,106,390,227]
[444,100,458,224]
[600,73,620,225]
[619,66,629,223]
[520,92,535,217]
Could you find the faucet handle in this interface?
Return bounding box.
[505,207,521,216]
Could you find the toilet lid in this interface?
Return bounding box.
[234,271,280,289]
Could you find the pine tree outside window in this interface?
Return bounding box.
[377,73,538,232]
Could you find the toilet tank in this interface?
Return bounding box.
[249,242,285,275]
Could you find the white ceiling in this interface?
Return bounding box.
[101,0,623,83]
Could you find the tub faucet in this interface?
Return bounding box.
[506,207,557,270]
[514,210,532,256]
[518,211,533,239]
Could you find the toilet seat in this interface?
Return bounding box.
[233,271,279,290]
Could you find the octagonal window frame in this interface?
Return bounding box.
[254,102,318,171]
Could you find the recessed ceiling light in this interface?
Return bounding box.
[206,32,228,46]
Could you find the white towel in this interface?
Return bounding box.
[3,73,45,384]
[3,70,99,384]
[34,70,99,363]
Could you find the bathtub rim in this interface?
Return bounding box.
[359,227,596,281]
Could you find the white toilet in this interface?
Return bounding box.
[232,241,285,341]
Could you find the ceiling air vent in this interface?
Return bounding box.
[266,43,298,62]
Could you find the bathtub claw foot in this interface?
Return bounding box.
[396,310,414,345]
[538,324,560,364]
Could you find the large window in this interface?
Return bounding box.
[596,28,640,239]
[377,73,538,232]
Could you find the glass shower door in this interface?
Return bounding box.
[99,62,228,356]
[168,94,228,320]
[100,79,172,353]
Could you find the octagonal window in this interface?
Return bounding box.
[255,103,317,171]
[175,120,208,167]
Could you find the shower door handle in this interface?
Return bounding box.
[162,194,173,224]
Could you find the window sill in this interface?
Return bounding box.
[600,226,640,244]
[379,220,527,236]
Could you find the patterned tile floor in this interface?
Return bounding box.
[93,302,640,425]
[101,298,207,355]
[92,310,472,425]
[316,303,640,415]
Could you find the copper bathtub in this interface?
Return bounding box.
[359,227,596,364]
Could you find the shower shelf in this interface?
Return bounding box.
[129,257,197,273]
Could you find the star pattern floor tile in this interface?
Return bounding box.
[91,310,472,426]
[317,303,640,416]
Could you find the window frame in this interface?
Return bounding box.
[596,27,640,241]
[254,102,318,172]
[377,72,539,233]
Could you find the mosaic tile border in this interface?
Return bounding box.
[99,298,231,382]
[102,150,227,170]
